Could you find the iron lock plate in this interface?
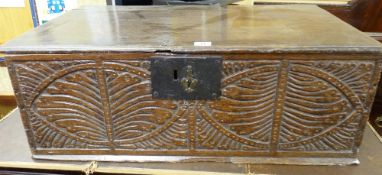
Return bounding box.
[151,56,222,100]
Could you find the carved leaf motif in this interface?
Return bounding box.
[279,63,363,151]
[199,61,280,149]
[32,69,109,148]
[104,61,186,148]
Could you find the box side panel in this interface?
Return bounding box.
[353,59,382,151]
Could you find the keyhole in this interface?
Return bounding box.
[376,116,382,128]
[187,79,192,87]
[173,69,178,80]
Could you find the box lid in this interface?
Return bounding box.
[1,5,381,54]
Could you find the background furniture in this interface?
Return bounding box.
[0,0,35,44]
[250,0,382,39]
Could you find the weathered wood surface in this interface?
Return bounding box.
[0,5,381,54]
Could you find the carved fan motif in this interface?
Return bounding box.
[278,62,369,151]
[104,61,188,149]
[32,69,109,148]
[198,61,280,150]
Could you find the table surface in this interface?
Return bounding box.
[1,5,381,54]
[0,109,381,175]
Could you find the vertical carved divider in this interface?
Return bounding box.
[270,60,289,153]
[96,59,115,150]
[188,102,197,151]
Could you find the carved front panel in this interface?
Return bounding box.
[8,58,379,156]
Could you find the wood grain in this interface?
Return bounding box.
[1,5,381,54]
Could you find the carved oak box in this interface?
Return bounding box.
[1,5,382,165]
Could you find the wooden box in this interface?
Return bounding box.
[1,5,382,165]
